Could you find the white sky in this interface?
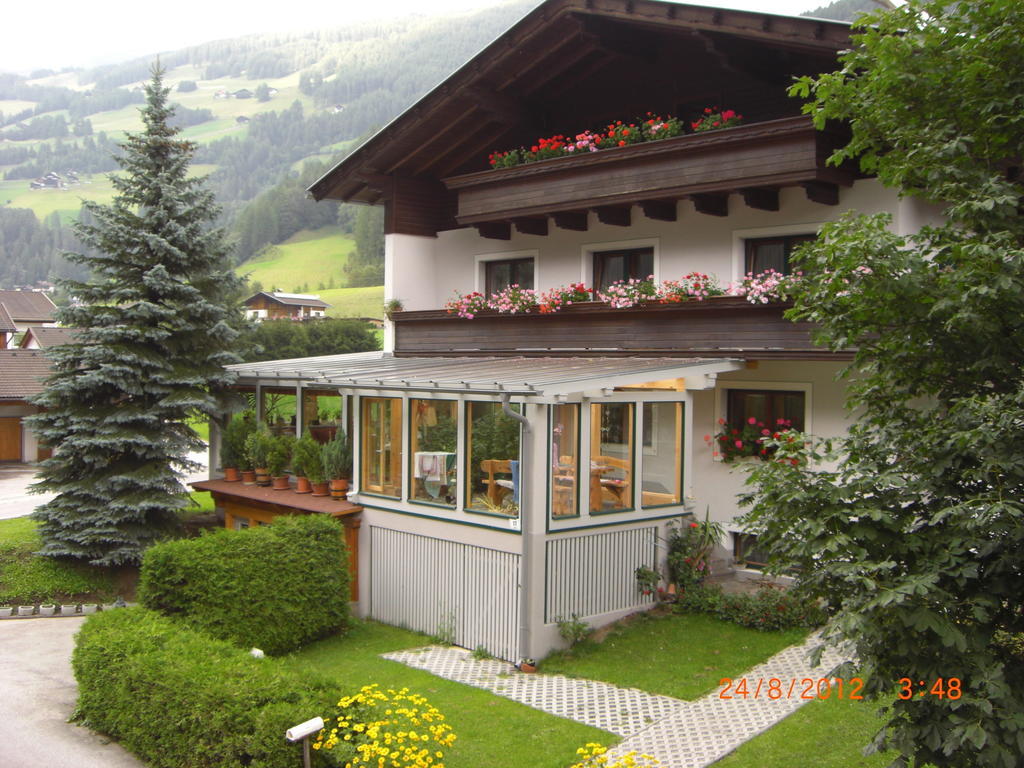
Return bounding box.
[2,0,828,75]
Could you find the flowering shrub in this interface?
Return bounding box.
[726,269,800,304]
[313,684,456,768]
[488,284,538,314]
[444,290,489,319]
[706,416,795,462]
[657,272,723,302]
[539,282,592,313]
[597,276,657,308]
[666,512,724,590]
[570,743,662,768]
[691,106,743,132]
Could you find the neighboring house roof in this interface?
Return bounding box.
[0,303,16,334]
[244,291,331,309]
[19,326,84,349]
[0,350,52,400]
[308,0,852,205]
[229,351,742,397]
[0,290,57,322]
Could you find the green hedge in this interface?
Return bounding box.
[73,607,337,768]
[138,514,350,654]
[676,583,826,631]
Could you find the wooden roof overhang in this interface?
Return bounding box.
[308,0,853,238]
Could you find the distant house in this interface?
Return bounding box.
[0,350,52,462]
[0,290,57,333]
[243,292,330,321]
[0,304,15,349]
[19,326,83,350]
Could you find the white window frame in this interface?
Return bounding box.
[473,250,539,294]
[713,379,814,440]
[579,237,660,287]
[731,223,824,282]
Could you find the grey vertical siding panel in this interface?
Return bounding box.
[369,526,521,662]
[545,527,657,622]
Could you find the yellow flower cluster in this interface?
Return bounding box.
[569,743,662,768]
[312,685,456,768]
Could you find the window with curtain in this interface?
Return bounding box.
[593,247,654,292]
[409,398,458,507]
[744,235,815,276]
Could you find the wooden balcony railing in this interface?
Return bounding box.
[391,297,846,360]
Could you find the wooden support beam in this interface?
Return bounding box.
[553,211,588,231]
[691,193,729,217]
[595,205,631,227]
[640,199,677,222]
[513,217,548,236]
[740,187,779,212]
[802,181,839,206]
[475,222,511,240]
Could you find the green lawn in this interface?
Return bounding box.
[284,620,610,768]
[0,176,119,223]
[236,226,355,293]
[541,611,807,701]
[712,694,899,767]
[319,285,385,319]
[0,517,118,605]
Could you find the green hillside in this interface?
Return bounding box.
[319,285,384,319]
[235,226,353,292]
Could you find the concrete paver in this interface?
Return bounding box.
[0,617,143,768]
[384,633,850,768]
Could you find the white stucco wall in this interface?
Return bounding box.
[384,178,916,312]
[690,359,853,538]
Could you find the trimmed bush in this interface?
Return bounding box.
[676,583,825,631]
[73,607,337,768]
[139,514,349,654]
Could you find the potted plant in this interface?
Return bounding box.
[220,411,254,482]
[244,424,274,486]
[322,432,353,500]
[291,432,320,494]
[267,435,292,490]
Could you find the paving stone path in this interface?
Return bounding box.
[383,633,850,767]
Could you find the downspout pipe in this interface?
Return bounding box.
[502,394,534,664]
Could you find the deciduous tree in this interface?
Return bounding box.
[743,2,1024,766]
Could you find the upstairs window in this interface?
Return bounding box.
[744,235,815,276]
[485,258,534,295]
[727,389,805,433]
[593,247,653,292]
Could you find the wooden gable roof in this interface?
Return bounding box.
[309,0,851,225]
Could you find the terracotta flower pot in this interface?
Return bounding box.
[271,475,290,490]
[294,476,312,494]
[310,481,330,497]
[254,468,271,487]
[241,470,256,485]
[518,661,537,673]
[223,467,241,482]
[330,478,349,500]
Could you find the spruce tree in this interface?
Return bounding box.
[29,67,245,566]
